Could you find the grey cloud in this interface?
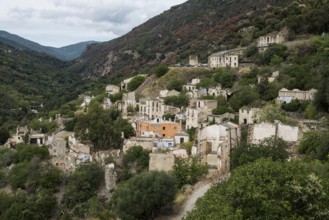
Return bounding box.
[1,0,186,46]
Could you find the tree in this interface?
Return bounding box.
[229,86,259,111]
[230,137,290,170]
[185,159,329,220]
[0,148,15,168]
[74,102,124,151]
[260,43,288,65]
[155,64,169,77]
[214,70,236,88]
[127,76,145,91]
[0,127,10,145]
[14,144,49,163]
[198,78,216,89]
[167,79,184,92]
[115,171,177,220]
[121,146,150,180]
[62,163,102,210]
[164,94,189,109]
[171,157,208,188]
[1,189,57,220]
[298,130,329,161]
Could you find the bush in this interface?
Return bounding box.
[164,94,189,108]
[167,79,184,92]
[121,146,150,180]
[172,157,208,188]
[14,144,49,163]
[127,76,145,91]
[185,159,329,220]
[155,64,169,77]
[230,137,290,170]
[212,106,231,115]
[62,163,102,209]
[115,171,177,220]
[0,127,10,145]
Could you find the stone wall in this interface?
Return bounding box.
[149,153,175,172]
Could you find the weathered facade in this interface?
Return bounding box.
[239,107,260,125]
[257,28,288,51]
[277,88,317,103]
[149,153,175,172]
[208,51,239,68]
[138,98,180,120]
[249,122,299,144]
[185,99,217,129]
[189,55,199,66]
[197,122,240,174]
[105,84,120,95]
[136,118,182,139]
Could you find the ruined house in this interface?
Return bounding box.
[189,55,199,66]
[249,122,299,144]
[239,107,260,125]
[136,118,182,139]
[208,51,239,68]
[105,84,120,95]
[277,88,317,103]
[197,122,240,174]
[257,28,288,51]
[185,99,217,129]
[139,98,180,120]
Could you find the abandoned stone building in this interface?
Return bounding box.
[138,97,180,120]
[257,28,288,51]
[208,51,239,68]
[136,118,182,139]
[277,88,317,103]
[117,91,137,115]
[249,122,299,144]
[185,99,217,129]
[189,54,199,66]
[239,107,260,125]
[197,122,240,174]
[105,84,120,95]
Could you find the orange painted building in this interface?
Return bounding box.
[136,118,182,138]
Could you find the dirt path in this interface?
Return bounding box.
[173,182,212,219]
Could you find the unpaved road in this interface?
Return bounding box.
[174,183,212,219]
[156,181,212,220]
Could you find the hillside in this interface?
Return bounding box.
[0,30,95,60]
[0,42,85,129]
[74,0,313,79]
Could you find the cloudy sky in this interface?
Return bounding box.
[1,0,187,47]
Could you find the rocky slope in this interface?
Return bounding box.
[74,0,296,79]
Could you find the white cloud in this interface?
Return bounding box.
[0,0,187,47]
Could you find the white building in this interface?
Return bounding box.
[249,122,299,144]
[120,74,147,91]
[183,78,200,93]
[159,90,180,98]
[189,55,199,66]
[208,85,231,99]
[118,92,137,115]
[174,132,190,146]
[257,29,288,49]
[185,100,217,129]
[102,97,112,110]
[105,85,120,95]
[208,51,239,68]
[277,88,317,103]
[80,95,94,108]
[197,122,240,173]
[239,107,260,125]
[139,98,180,120]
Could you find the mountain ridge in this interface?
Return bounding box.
[0,30,96,61]
[74,0,297,79]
